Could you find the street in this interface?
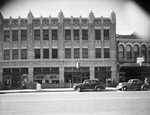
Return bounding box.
[0,91,150,115]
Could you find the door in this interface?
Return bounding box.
[73,72,81,83]
[12,74,20,89]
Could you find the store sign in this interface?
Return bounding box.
[136,57,144,63]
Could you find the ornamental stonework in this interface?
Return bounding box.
[12,19,18,27]
[82,19,88,27]
[3,19,10,28]
[42,18,49,27]
[33,19,40,27]
[73,19,80,27]
[94,19,101,27]
[103,19,111,26]
[21,19,27,27]
[51,18,58,26]
[64,19,71,27]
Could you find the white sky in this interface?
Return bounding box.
[0,0,150,39]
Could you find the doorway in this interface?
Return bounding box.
[12,74,20,89]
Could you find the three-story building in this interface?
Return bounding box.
[0,11,117,89]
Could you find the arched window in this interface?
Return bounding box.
[148,45,150,59]
[118,45,124,59]
[126,45,132,59]
[141,45,146,58]
[133,45,139,58]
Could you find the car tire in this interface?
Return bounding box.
[76,87,81,92]
[96,87,101,91]
[122,86,127,91]
[142,86,148,91]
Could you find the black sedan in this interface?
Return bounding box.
[73,79,105,92]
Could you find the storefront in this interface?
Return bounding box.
[3,68,28,89]
[119,63,150,83]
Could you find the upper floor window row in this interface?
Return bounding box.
[118,44,150,60]
[3,29,109,41]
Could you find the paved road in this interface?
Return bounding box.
[0,91,150,115]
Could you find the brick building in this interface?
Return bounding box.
[117,34,150,83]
[0,11,117,89]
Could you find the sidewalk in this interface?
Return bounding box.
[0,87,117,94]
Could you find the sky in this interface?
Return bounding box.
[0,0,150,40]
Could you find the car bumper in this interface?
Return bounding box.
[116,85,123,90]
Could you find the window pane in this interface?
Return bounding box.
[4,30,10,41]
[52,49,58,59]
[126,45,132,59]
[133,45,139,58]
[65,29,71,40]
[43,49,49,59]
[35,49,40,59]
[118,45,124,59]
[141,45,146,58]
[21,30,27,41]
[21,49,27,59]
[82,48,88,58]
[74,29,79,40]
[74,48,80,58]
[12,49,19,60]
[43,29,49,40]
[95,29,101,40]
[4,49,10,60]
[95,48,101,58]
[34,30,40,40]
[82,29,88,40]
[104,29,109,40]
[65,48,71,58]
[52,29,57,40]
[12,30,18,41]
[104,48,110,58]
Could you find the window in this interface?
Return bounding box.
[52,49,58,59]
[126,45,132,59]
[141,45,146,58]
[4,30,10,41]
[35,49,40,59]
[74,29,79,40]
[95,48,101,58]
[43,29,49,40]
[74,48,80,58]
[133,45,139,58]
[43,49,49,59]
[52,29,57,40]
[4,49,10,60]
[95,29,101,40]
[104,48,110,58]
[104,29,109,40]
[118,45,124,59]
[12,49,18,60]
[21,49,27,59]
[82,29,88,40]
[21,30,27,41]
[12,30,18,41]
[82,48,88,58]
[65,48,71,59]
[34,30,40,40]
[148,46,150,59]
[65,29,71,40]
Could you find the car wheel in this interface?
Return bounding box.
[122,86,127,91]
[96,87,101,91]
[76,87,81,92]
[142,86,148,91]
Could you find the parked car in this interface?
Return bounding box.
[116,79,149,91]
[73,79,105,92]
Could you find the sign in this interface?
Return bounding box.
[76,61,80,69]
[136,57,144,63]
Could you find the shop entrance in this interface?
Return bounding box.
[73,72,81,83]
[12,74,20,89]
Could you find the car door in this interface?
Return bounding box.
[132,80,139,89]
[83,80,92,90]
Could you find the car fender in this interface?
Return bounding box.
[95,85,104,90]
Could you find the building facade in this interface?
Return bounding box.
[117,34,150,83]
[0,11,117,89]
